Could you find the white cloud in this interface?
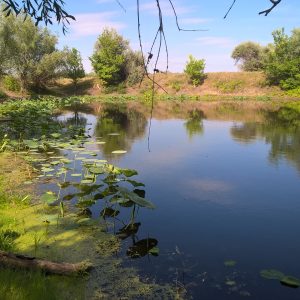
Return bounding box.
[69,12,125,37]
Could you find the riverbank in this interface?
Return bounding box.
[1,72,300,101]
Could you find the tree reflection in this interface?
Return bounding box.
[95,105,147,157]
[184,110,205,140]
[231,108,300,172]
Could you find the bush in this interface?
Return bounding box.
[169,81,181,92]
[214,80,245,93]
[2,76,21,92]
[125,51,144,86]
[184,55,206,86]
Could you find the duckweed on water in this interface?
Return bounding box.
[0,98,177,299]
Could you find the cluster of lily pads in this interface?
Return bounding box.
[0,97,160,258]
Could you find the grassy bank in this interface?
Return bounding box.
[1,72,300,100]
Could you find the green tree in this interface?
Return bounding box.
[184,55,206,86]
[231,42,266,71]
[125,50,144,86]
[264,28,300,90]
[0,11,64,90]
[62,47,85,87]
[90,28,129,86]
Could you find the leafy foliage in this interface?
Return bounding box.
[62,47,85,87]
[184,55,206,86]
[0,0,74,34]
[90,28,129,87]
[2,75,20,92]
[264,28,300,90]
[231,42,266,71]
[90,28,144,87]
[0,11,64,90]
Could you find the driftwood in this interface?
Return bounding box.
[0,250,92,276]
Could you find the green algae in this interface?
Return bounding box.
[0,153,176,299]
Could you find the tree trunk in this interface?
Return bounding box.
[0,250,92,276]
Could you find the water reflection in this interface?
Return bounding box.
[95,105,147,157]
[184,109,205,139]
[231,111,300,172]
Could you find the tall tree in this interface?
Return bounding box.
[231,42,266,71]
[0,11,64,90]
[62,47,85,88]
[90,28,129,86]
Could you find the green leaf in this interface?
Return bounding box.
[260,269,285,280]
[112,150,127,154]
[126,179,145,187]
[280,276,300,288]
[121,169,138,177]
[41,193,57,204]
[224,260,237,267]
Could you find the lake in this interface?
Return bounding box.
[44,101,300,299]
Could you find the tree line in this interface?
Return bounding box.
[0,11,144,93]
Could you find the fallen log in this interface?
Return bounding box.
[0,250,92,276]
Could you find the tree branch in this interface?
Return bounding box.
[259,0,282,16]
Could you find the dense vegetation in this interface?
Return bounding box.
[232,28,300,92]
[90,28,144,88]
[0,10,84,92]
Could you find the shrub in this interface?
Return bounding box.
[2,76,21,92]
[214,80,245,93]
[184,55,206,86]
[169,81,181,92]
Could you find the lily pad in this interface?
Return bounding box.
[260,269,285,280]
[41,193,57,204]
[280,276,300,288]
[112,150,127,154]
[224,260,237,267]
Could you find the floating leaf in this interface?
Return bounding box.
[89,167,104,174]
[41,193,57,204]
[149,247,159,256]
[71,173,82,177]
[112,150,127,154]
[280,276,300,288]
[260,269,285,280]
[224,260,237,267]
[126,180,145,187]
[76,199,96,208]
[121,169,138,177]
[80,179,94,184]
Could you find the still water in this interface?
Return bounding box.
[60,103,300,299]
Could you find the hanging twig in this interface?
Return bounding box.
[259,0,282,16]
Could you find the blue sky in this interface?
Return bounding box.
[53,0,300,73]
